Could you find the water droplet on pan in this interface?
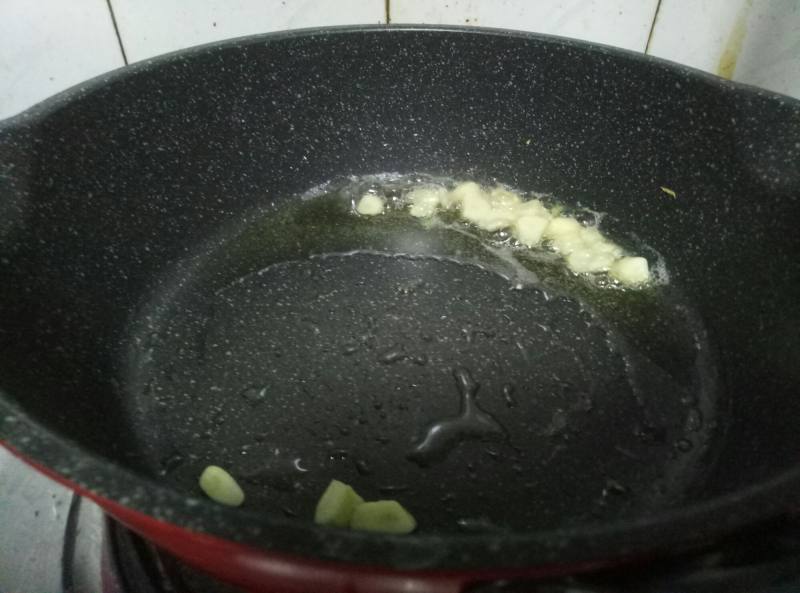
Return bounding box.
[407,367,505,467]
[241,386,268,404]
[354,459,373,475]
[378,484,409,496]
[603,478,628,496]
[502,383,517,408]
[457,516,502,533]
[411,354,429,366]
[377,348,406,364]
[341,342,359,356]
[686,408,704,432]
[158,452,184,475]
[328,449,349,460]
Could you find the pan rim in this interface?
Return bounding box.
[3,393,800,570]
[1,23,798,131]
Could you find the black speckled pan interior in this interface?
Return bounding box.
[1,25,799,571]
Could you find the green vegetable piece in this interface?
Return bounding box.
[199,465,245,507]
[350,500,417,534]
[314,479,365,527]
[660,186,677,198]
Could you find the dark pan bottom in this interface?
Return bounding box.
[123,182,722,534]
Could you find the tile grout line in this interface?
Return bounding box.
[644,0,663,54]
[105,0,129,65]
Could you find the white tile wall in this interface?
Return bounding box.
[0,0,124,119]
[647,0,800,99]
[110,0,386,63]
[392,0,660,52]
[0,0,799,119]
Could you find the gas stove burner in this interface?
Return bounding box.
[68,496,240,593]
[0,449,237,593]
[107,509,241,593]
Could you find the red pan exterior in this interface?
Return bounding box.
[4,443,618,592]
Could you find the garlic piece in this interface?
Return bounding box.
[356,194,385,216]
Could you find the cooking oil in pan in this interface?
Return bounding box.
[126,174,719,533]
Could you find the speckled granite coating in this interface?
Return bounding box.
[0,26,799,573]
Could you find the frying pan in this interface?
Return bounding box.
[1,25,800,593]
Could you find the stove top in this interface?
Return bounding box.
[0,448,239,593]
[2,448,799,593]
